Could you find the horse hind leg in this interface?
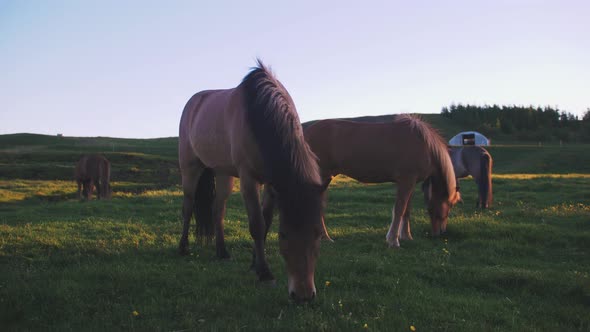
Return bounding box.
[179,165,205,255]
[212,175,234,259]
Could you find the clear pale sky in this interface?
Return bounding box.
[1,0,588,138]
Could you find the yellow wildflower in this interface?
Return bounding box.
[132,310,139,317]
[410,325,416,331]
[363,323,368,329]
[325,281,331,287]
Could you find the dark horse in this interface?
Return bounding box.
[264,115,461,248]
[449,146,493,208]
[75,155,112,200]
[178,60,327,302]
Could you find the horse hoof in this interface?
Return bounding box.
[256,279,277,288]
[400,233,414,241]
[387,239,401,248]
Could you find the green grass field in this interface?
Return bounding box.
[1,128,589,331]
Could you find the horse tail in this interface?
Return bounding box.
[241,59,321,190]
[479,150,493,208]
[194,168,215,242]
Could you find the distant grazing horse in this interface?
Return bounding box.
[178,60,327,302]
[75,155,112,200]
[264,115,461,248]
[449,146,493,208]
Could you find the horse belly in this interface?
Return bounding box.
[336,156,398,183]
[337,144,429,183]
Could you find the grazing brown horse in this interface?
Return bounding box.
[75,155,112,200]
[264,115,461,247]
[449,146,493,208]
[178,60,327,302]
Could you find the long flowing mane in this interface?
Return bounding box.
[241,60,321,191]
[395,114,457,200]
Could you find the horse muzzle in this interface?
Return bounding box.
[288,277,316,303]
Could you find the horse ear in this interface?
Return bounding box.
[320,216,333,242]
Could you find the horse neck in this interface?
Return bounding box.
[431,143,457,202]
[276,182,322,222]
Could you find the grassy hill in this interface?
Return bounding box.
[2,114,588,184]
[1,118,589,330]
[0,133,179,184]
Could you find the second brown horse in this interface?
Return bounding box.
[264,115,461,248]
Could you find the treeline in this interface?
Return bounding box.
[441,104,590,142]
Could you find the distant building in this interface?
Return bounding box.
[449,131,490,146]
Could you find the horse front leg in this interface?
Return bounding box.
[261,184,276,240]
[240,175,275,284]
[83,180,92,200]
[400,193,414,241]
[249,185,277,270]
[386,180,415,248]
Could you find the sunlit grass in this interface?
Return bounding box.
[540,202,590,216]
[2,176,589,331]
[493,173,590,179]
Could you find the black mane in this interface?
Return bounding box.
[241,59,321,193]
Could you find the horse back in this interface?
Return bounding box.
[458,146,491,179]
[75,155,110,182]
[305,119,432,182]
[179,87,262,178]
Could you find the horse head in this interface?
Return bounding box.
[422,177,460,236]
[276,185,329,303]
